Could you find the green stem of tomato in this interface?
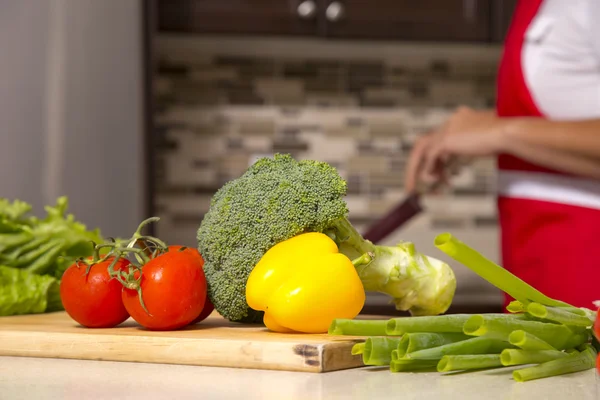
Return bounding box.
[97,217,168,269]
[94,242,118,260]
[132,217,160,237]
[126,218,168,251]
[102,217,173,318]
[113,246,151,265]
[89,241,100,262]
[111,262,152,316]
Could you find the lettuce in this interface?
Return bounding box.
[0,196,103,278]
[0,265,63,316]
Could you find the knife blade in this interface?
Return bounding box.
[362,192,423,244]
[361,158,463,244]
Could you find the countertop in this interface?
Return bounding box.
[1,356,598,400]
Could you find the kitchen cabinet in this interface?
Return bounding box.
[320,0,492,42]
[491,0,517,42]
[157,0,516,43]
[157,0,320,36]
[155,0,516,43]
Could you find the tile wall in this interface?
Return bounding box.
[152,35,505,309]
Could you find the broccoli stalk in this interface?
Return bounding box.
[328,216,456,316]
[197,153,457,323]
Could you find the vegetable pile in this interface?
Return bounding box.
[330,233,599,382]
[0,197,103,316]
[3,154,598,381]
[197,154,456,324]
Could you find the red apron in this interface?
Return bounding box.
[496,0,600,309]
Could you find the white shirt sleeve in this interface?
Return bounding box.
[590,0,600,61]
[522,0,600,120]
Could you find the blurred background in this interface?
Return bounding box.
[0,0,517,315]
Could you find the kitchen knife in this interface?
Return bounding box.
[362,158,463,244]
[362,192,423,244]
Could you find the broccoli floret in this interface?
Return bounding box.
[197,153,456,323]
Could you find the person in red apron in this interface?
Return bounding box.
[405,0,600,310]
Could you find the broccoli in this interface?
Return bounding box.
[197,153,456,323]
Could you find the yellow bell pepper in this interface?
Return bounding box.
[245,232,366,334]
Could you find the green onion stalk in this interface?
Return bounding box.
[397,332,470,358]
[508,330,557,351]
[512,345,597,382]
[500,349,568,366]
[437,354,503,372]
[362,337,403,366]
[433,233,583,314]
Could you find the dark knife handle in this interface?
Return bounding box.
[362,192,423,244]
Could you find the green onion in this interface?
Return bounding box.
[406,337,513,360]
[508,330,557,351]
[351,342,365,355]
[437,354,503,372]
[555,306,588,317]
[434,233,573,310]
[462,314,588,350]
[397,332,470,358]
[328,319,389,336]
[512,345,597,382]
[500,349,568,366]
[363,337,403,366]
[526,303,593,327]
[385,313,523,336]
[386,314,470,335]
[506,300,527,313]
[390,359,438,372]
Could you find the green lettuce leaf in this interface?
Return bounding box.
[0,265,63,316]
[0,196,103,277]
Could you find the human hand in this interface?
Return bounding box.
[404,107,507,192]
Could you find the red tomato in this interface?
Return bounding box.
[167,245,204,267]
[122,250,207,330]
[60,257,131,328]
[167,245,214,324]
[193,297,215,323]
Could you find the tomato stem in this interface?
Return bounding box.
[120,218,169,264]
[133,217,160,236]
[136,239,152,257]
[73,241,116,276]
[74,257,92,276]
[110,263,152,316]
[100,217,170,317]
[136,285,150,316]
[90,241,100,262]
[136,235,168,251]
[95,242,118,259]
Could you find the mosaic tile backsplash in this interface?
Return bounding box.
[153,36,505,308]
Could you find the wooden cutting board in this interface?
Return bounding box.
[0,311,368,373]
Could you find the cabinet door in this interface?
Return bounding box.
[158,0,320,36]
[320,0,492,42]
[491,0,517,42]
